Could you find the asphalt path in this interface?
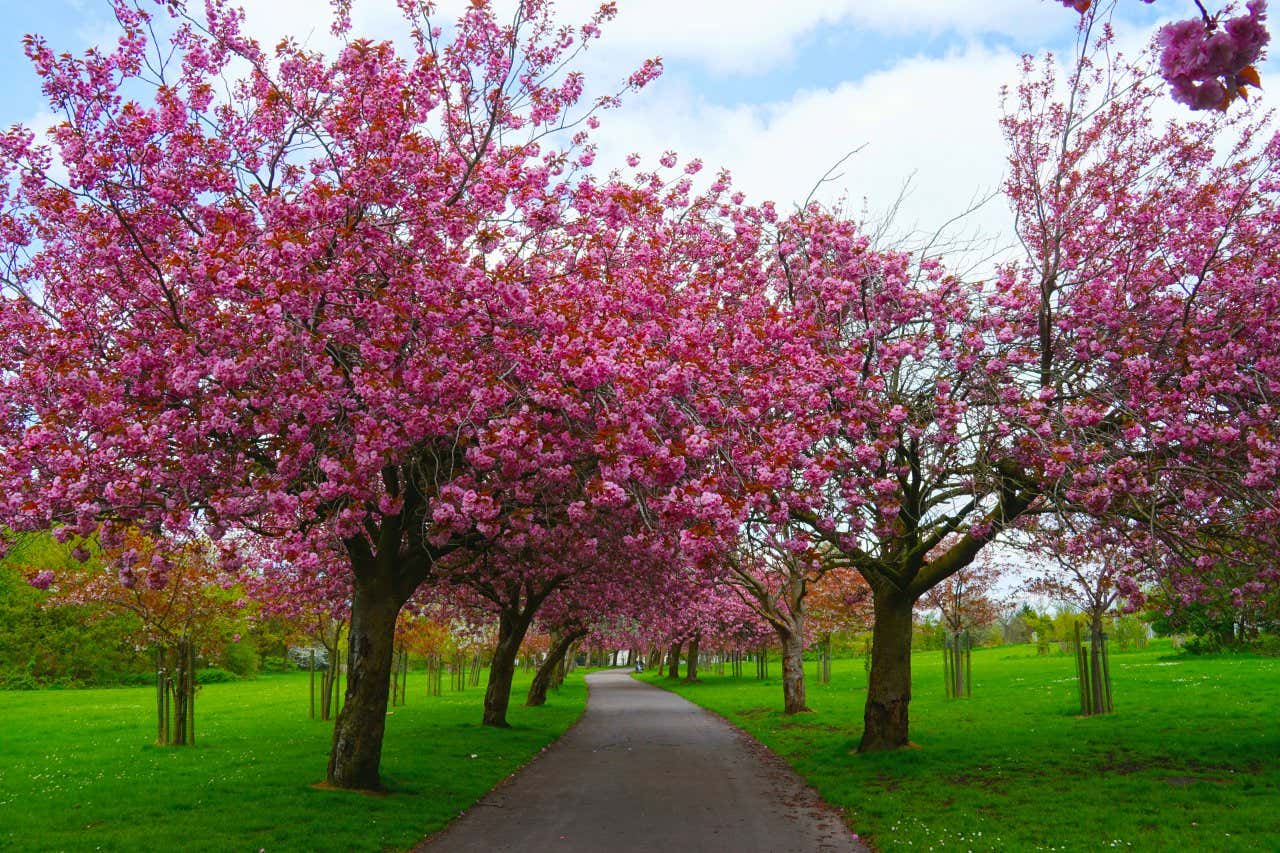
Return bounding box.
[419,668,866,852]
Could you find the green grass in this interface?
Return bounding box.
[0,667,587,852]
[644,640,1280,851]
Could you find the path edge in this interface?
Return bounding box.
[633,671,872,852]
[410,671,600,851]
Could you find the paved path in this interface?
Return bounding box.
[419,669,865,853]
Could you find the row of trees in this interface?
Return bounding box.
[2,0,1278,789]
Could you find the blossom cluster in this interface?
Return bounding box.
[1059,1,1268,110]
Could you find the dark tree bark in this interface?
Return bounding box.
[666,641,682,679]
[779,627,809,714]
[858,588,917,752]
[552,641,571,688]
[683,630,701,682]
[327,575,406,790]
[726,555,814,714]
[792,458,1037,752]
[483,604,540,727]
[527,629,585,707]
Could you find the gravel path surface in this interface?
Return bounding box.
[419,669,866,852]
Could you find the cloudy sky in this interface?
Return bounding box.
[0,1,1211,250]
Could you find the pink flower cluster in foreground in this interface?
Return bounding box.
[1060,0,1268,110]
[1159,1,1269,109]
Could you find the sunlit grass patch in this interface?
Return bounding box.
[0,668,587,851]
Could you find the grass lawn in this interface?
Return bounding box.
[0,667,587,852]
[644,640,1280,851]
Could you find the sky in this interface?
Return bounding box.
[0,0,1196,253]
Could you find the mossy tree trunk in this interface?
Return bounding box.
[683,630,701,682]
[484,604,539,727]
[325,571,404,788]
[527,628,586,707]
[779,628,809,714]
[859,588,917,752]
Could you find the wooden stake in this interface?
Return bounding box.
[309,649,316,720]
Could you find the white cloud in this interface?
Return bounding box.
[229,0,404,52]
[227,1,1066,76]
[149,1,1199,267]
[213,2,1056,264]
[590,44,1026,257]
[529,0,1063,75]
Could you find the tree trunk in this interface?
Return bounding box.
[551,646,568,688]
[155,646,167,744]
[821,633,832,684]
[858,589,917,752]
[779,626,809,714]
[483,607,536,727]
[1088,613,1112,715]
[326,579,403,790]
[683,631,701,682]
[320,628,343,721]
[666,641,682,679]
[162,638,195,747]
[527,630,582,707]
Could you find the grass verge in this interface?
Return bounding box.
[643,640,1280,851]
[0,667,587,851]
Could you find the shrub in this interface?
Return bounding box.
[196,667,238,684]
[0,671,38,691]
[1253,634,1280,656]
[219,640,259,677]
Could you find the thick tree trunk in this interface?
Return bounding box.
[859,589,917,752]
[683,631,701,682]
[552,643,570,688]
[666,641,682,679]
[565,641,578,674]
[527,630,583,707]
[779,627,809,714]
[326,580,403,790]
[483,607,536,727]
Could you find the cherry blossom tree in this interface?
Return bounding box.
[742,25,1280,751]
[807,566,873,683]
[727,522,833,712]
[523,565,672,706]
[6,0,1279,785]
[242,549,351,720]
[1147,532,1280,648]
[651,581,772,680]
[0,0,734,790]
[920,553,1004,641]
[34,530,240,745]
[919,549,1005,699]
[1057,0,1269,110]
[1021,524,1130,713]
